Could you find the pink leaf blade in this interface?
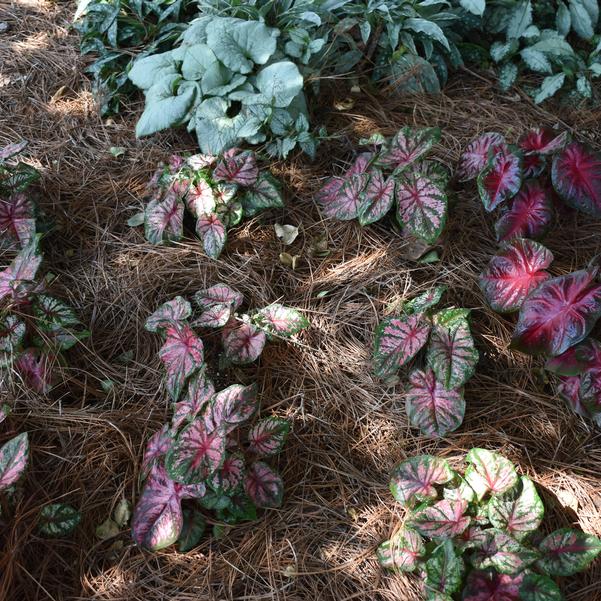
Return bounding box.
[172,369,215,429]
[0,432,29,491]
[209,383,258,433]
[319,174,367,221]
[462,570,524,601]
[223,323,266,364]
[213,150,258,186]
[15,349,52,394]
[0,194,35,248]
[358,170,395,225]
[478,150,523,212]
[248,417,290,457]
[389,455,454,506]
[377,528,424,573]
[465,448,518,500]
[144,193,184,245]
[192,303,232,329]
[457,132,505,181]
[145,297,192,333]
[408,499,471,539]
[255,303,309,338]
[545,338,601,376]
[379,127,440,170]
[194,283,243,311]
[519,127,568,156]
[141,424,173,481]
[537,528,601,576]
[208,452,245,494]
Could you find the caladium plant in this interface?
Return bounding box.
[380,450,601,600]
[129,149,284,259]
[372,286,478,437]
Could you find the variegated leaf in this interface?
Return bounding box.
[319,174,368,221]
[0,432,29,491]
[545,338,601,376]
[241,173,283,216]
[208,452,245,494]
[520,573,563,601]
[408,499,470,539]
[32,294,86,351]
[0,140,28,161]
[536,528,601,576]
[38,503,81,537]
[478,149,522,212]
[457,132,505,181]
[404,286,446,315]
[223,323,266,364]
[213,149,258,186]
[465,448,518,500]
[389,455,454,506]
[0,193,35,248]
[519,128,568,156]
[248,417,289,457]
[347,153,374,176]
[177,507,206,552]
[209,383,258,433]
[454,525,488,551]
[144,192,184,245]
[379,127,440,170]
[357,170,395,225]
[172,369,215,429]
[194,283,243,311]
[462,569,524,601]
[145,297,192,333]
[141,424,173,481]
[377,527,424,572]
[244,461,283,508]
[471,530,539,574]
[15,349,52,394]
[193,303,232,328]
[186,179,215,217]
[196,213,226,259]
[0,314,25,352]
[522,153,547,178]
[424,540,464,597]
[254,303,309,338]
[0,236,42,304]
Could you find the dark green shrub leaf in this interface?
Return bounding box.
[424,540,463,597]
[38,503,81,537]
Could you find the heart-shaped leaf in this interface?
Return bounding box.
[319,173,368,221]
[545,338,601,376]
[241,173,283,216]
[223,323,266,364]
[511,267,601,356]
[38,504,81,537]
[0,432,28,491]
[519,128,568,156]
[244,461,283,508]
[479,238,554,314]
[141,425,173,481]
[377,527,424,572]
[465,448,518,500]
[478,149,522,212]
[557,375,590,418]
[186,179,215,217]
[462,569,524,601]
[347,153,374,176]
[408,499,470,539]
[579,367,601,416]
[209,383,258,432]
[145,297,192,333]
[389,455,454,506]
[424,540,464,597]
[536,528,601,576]
[0,193,35,248]
[213,149,258,186]
[177,507,206,552]
[379,127,440,170]
[193,303,232,328]
[471,530,539,574]
[519,573,562,601]
[254,303,309,337]
[144,192,184,245]
[196,213,226,259]
[404,286,447,315]
[0,314,25,352]
[248,417,289,457]
[208,452,245,494]
[32,294,86,351]
[357,170,395,225]
[457,132,505,181]
[405,368,466,438]
[172,370,215,429]
[15,349,52,394]
[0,236,42,304]
[194,283,243,311]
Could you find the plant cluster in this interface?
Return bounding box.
[318,126,449,245]
[131,286,308,550]
[458,128,601,422]
[378,449,601,600]
[372,286,478,437]
[129,149,284,259]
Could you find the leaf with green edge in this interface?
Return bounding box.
[520,48,552,73]
[537,528,601,576]
[357,170,395,225]
[186,179,215,217]
[241,172,284,217]
[519,128,568,156]
[396,172,447,244]
[248,417,289,457]
[520,573,563,601]
[408,499,471,539]
[545,338,601,376]
[471,530,539,574]
[319,173,367,221]
[478,148,522,212]
[194,283,243,312]
[144,193,184,245]
[347,153,374,176]
[213,149,258,187]
[457,132,505,182]
[404,18,450,50]
[32,295,86,351]
[193,303,232,328]
[208,452,245,494]
[207,383,258,434]
[0,432,28,491]
[145,297,191,333]
[0,314,25,352]
[377,527,424,572]
[462,569,524,601]
[379,127,440,170]
[223,323,266,364]
[244,461,283,508]
[372,314,431,379]
[172,369,215,429]
[38,503,80,537]
[499,61,519,92]
[389,455,454,506]
[141,424,173,481]
[465,448,519,501]
[254,303,309,338]
[159,324,204,401]
[177,507,206,552]
[424,540,464,597]
[196,213,226,259]
[404,286,447,315]
[460,0,486,15]
[0,193,35,248]
[405,368,466,438]
[479,238,554,314]
[15,349,52,394]
[0,235,42,304]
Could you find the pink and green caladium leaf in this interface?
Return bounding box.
[172,369,215,429]
[396,172,447,244]
[471,530,539,574]
[357,169,395,225]
[244,461,284,508]
[193,303,232,328]
[454,525,488,551]
[377,527,424,572]
[511,267,601,356]
[557,375,591,419]
[464,448,518,501]
[373,314,431,379]
[186,179,215,217]
[347,153,374,176]
[519,573,562,601]
[536,528,601,576]
[196,213,226,259]
[248,417,290,457]
[478,149,522,212]
[241,173,283,217]
[208,383,258,433]
[177,507,206,552]
[519,128,568,156]
[223,323,266,364]
[0,139,28,161]
[495,182,554,243]
[424,540,464,598]
[141,424,173,481]
[579,367,601,416]
[15,349,52,394]
[389,455,454,506]
[144,192,184,245]
[159,324,204,401]
[32,295,88,351]
[38,503,81,537]
[0,235,42,304]
[462,569,524,601]
[213,149,258,187]
[405,368,466,438]
[194,283,243,312]
[0,432,29,491]
[552,142,601,218]
[404,286,447,315]
[479,238,554,314]
[488,476,543,541]
[319,173,368,221]
[165,419,225,484]
[379,126,440,170]
[545,338,601,376]
[254,303,309,338]
[457,132,505,182]
[408,499,471,539]
[208,452,245,494]
[0,193,35,248]
[0,314,26,352]
[145,297,192,333]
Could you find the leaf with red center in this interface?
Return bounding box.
[396,172,447,244]
[194,283,243,311]
[536,528,601,576]
[213,150,258,186]
[522,154,547,178]
[196,213,226,259]
[241,172,283,216]
[465,448,518,501]
[495,182,554,243]
[377,527,424,572]
[145,297,191,333]
[319,174,368,221]
[172,369,215,429]
[254,303,309,338]
[144,192,184,245]
[193,303,232,328]
[141,424,173,480]
[32,295,86,351]
[186,179,215,217]
[404,286,447,315]
[519,127,568,156]
[424,539,464,597]
[479,238,554,314]
[373,314,431,379]
[0,432,29,491]
[0,314,25,352]
[478,149,523,211]
[0,140,28,161]
[405,368,465,438]
[580,367,601,416]
[389,455,454,506]
[165,419,225,484]
[379,127,440,170]
[248,417,290,457]
[15,349,52,394]
[0,193,35,247]
[159,324,204,401]
[244,461,283,508]
[208,452,245,494]
[347,152,374,176]
[462,569,524,601]
[511,267,601,356]
[545,338,601,376]
[223,323,266,364]
[557,375,590,418]
[357,169,395,225]
[552,142,601,217]
[208,383,258,433]
[472,530,540,574]
[457,132,505,181]
[0,236,42,304]
[408,498,470,539]
[316,176,343,208]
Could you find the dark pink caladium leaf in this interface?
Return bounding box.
[522,153,547,178]
[144,192,184,245]
[457,132,505,181]
[471,531,539,574]
[186,179,215,217]
[172,369,215,428]
[159,324,204,401]
[519,127,568,156]
[379,127,440,170]
[478,149,522,212]
[479,238,554,314]
[465,448,518,500]
[208,452,245,494]
[196,213,226,259]
[377,527,424,572]
[193,303,232,328]
[15,349,52,394]
[0,194,35,247]
[358,170,395,225]
[346,152,374,176]
[141,424,173,480]
[194,283,243,312]
[213,150,258,186]
[244,461,283,508]
[248,417,290,457]
[537,528,601,576]
[405,369,465,438]
[223,323,266,364]
[545,338,601,376]
[373,314,431,379]
[208,383,258,433]
[0,236,42,304]
[389,455,454,506]
[145,297,192,333]
[0,140,28,161]
[557,375,589,418]
[495,182,554,243]
[579,368,601,417]
[254,303,309,338]
[511,267,601,356]
[462,569,524,601]
[552,142,601,217]
[165,419,225,484]
[408,499,470,539]
[0,432,29,491]
[396,172,447,244]
[319,174,368,221]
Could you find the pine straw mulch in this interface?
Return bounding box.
[2,1,601,599]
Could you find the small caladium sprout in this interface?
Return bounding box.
[15,349,53,394]
[244,461,284,508]
[477,147,522,212]
[403,286,447,315]
[457,132,505,182]
[0,432,29,492]
[38,503,81,537]
[377,528,425,573]
[253,304,309,338]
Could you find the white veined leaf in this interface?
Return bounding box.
[534,73,566,104]
[498,62,519,91]
[490,40,519,63]
[520,48,552,73]
[576,74,593,98]
[506,0,532,39]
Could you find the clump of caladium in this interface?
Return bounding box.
[129,149,283,259]
[378,449,601,600]
[317,127,449,247]
[372,286,478,438]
